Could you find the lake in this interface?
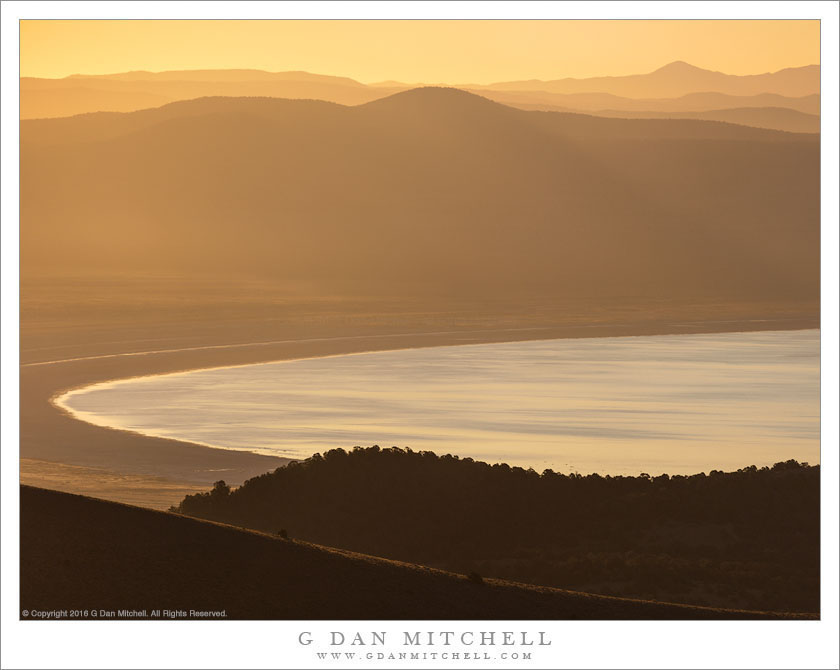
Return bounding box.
[57,329,820,475]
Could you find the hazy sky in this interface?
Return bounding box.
[21,20,819,82]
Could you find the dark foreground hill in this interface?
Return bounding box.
[175,448,819,614]
[21,486,811,620]
[21,88,819,305]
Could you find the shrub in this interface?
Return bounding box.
[467,571,484,585]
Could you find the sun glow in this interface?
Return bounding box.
[21,20,818,83]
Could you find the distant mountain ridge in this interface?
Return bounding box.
[596,106,818,134]
[508,103,820,134]
[480,90,820,115]
[64,69,365,86]
[20,72,401,119]
[23,89,810,147]
[21,88,819,306]
[20,61,819,120]
[478,61,820,98]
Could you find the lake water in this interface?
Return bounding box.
[57,330,820,476]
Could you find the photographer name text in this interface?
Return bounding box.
[298,631,551,647]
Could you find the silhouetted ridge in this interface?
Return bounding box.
[654,60,711,74]
[487,63,819,98]
[175,448,819,613]
[23,485,805,619]
[67,69,366,86]
[21,95,348,145]
[21,91,819,303]
[360,86,508,113]
[22,62,820,120]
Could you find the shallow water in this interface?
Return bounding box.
[58,330,820,475]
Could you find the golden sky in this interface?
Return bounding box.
[21,20,818,83]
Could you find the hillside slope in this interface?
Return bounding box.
[21,89,819,305]
[20,486,810,620]
[175,447,820,613]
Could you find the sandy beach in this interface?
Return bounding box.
[20,284,819,509]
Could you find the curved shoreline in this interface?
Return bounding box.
[43,328,577,463]
[20,315,818,509]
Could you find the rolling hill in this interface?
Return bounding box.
[21,89,819,306]
[174,447,820,613]
[20,486,812,619]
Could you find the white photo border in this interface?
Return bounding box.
[2,3,837,669]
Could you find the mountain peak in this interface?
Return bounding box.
[655,61,706,74]
[361,86,504,112]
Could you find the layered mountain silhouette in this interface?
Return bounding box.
[595,106,818,134]
[20,70,402,119]
[509,103,819,134]
[481,91,820,116]
[480,61,820,98]
[21,89,819,304]
[21,62,819,122]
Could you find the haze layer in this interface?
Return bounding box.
[21,87,819,306]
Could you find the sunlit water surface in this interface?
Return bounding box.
[58,330,819,475]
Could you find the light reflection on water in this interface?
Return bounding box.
[58,330,820,475]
